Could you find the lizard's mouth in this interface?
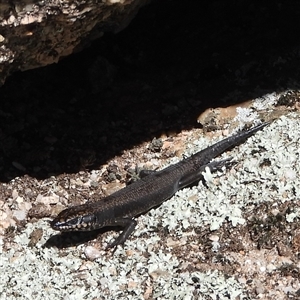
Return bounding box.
[51,215,85,231]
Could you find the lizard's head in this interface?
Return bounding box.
[51,205,97,232]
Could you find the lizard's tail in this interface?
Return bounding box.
[192,121,270,164]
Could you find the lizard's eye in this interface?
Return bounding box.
[66,217,82,227]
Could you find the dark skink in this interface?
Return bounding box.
[51,122,268,248]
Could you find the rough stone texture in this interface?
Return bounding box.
[1,2,300,298]
[0,0,149,85]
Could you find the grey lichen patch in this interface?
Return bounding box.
[152,116,296,235]
[1,218,247,299]
[1,112,300,299]
[151,270,248,299]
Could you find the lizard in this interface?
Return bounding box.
[51,122,269,248]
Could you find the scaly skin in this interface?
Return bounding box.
[51,122,269,248]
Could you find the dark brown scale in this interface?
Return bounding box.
[51,122,269,248]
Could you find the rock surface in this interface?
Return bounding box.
[0,0,149,85]
[1,1,300,299]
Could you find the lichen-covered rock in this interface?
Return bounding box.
[0,0,149,85]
